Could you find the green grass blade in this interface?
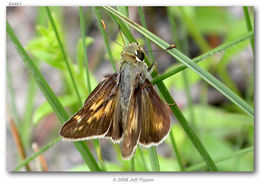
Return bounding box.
[93,7,116,71]
[45,7,82,105]
[117,6,129,21]
[74,142,101,171]
[242,7,254,102]
[243,7,254,53]
[193,31,253,63]
[79,7,92,93]
[14,137,61,171]
[104,7,254,118]
[104,6,218,171]
[186,146,254,171]
[182,70,196,126]
[92,139,106,171]
[117,6,130,44]
[7,20,101,172]
[169,131,184,171]
[180,30,197,131]
[21,76,36,148]
[6,63,22,129]
[148,147,160,171]
[152,31,254,84]
[131,157,135,171]
[138,148,149,171]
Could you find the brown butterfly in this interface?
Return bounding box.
[60,42,171,160]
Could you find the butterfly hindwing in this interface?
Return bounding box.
[121,78,170,159]
[60,74,118,140]
[139,79,171,147]
[121,82,142,159]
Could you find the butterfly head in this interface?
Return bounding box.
[121,42,145,63]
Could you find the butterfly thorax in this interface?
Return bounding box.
[121,42,144,63]
[118,61,148,107]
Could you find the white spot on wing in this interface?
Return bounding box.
[78,125,84,131]
[74,115,82,123]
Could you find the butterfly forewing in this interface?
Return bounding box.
[60,74,118,140]
[105,91,123,142]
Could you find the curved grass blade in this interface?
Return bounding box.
[7,20,101,172]
[104,6,254,118]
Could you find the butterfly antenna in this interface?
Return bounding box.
[118,26,126,46]
[144,44,176,53]
[165,44,176,50]
[100,19,124,47]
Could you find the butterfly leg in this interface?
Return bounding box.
[167,103,176,106]
[148,61,158,73]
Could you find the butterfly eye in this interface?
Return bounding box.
[136,50,144,61]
